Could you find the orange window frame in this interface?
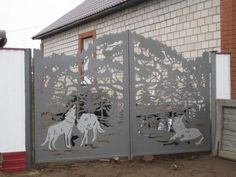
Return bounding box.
[78,30,96,84]
[78,30,96,52]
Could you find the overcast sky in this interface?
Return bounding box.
[1,0,85,49]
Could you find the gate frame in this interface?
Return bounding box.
[31,32,216,165]
[129,32,213,157]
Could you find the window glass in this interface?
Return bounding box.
[83,37,93,51]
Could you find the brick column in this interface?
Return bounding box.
[221,0,236,98]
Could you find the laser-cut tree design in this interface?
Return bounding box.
[131,33,210,141]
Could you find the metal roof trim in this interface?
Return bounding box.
[33,0,145,40]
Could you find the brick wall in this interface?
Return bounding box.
[221,0,236,98]
[42,0,220,60]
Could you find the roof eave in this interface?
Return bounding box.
[32,0,145,40]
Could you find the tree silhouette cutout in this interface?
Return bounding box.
[35,32,210,146]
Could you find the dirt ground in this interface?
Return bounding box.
[1,154,236,177]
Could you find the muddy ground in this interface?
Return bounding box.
[1,154,236,177]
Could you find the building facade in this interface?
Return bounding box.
[34,0,236,97]
[36,0,220,59]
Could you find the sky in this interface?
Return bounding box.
[0,0,85,49]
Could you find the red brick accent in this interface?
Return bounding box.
[0,152,26,173]
[221,0,236,98]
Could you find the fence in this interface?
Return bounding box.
[0,32,232,168]
[215,99,236,161]
[0,48,31,172]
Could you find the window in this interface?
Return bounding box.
[78,30,96,52]
[78,30,96,84]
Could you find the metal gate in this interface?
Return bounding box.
[34,31,211,163]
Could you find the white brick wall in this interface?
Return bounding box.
[42,0,221,59]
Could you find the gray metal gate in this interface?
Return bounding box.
[34,31,211,163]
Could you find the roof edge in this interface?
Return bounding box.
[32,0,145,40]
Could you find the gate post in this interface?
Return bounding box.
[211,52,231,155]
[127,30,133,160]
[25,49,33,169]
[210,51,217,155]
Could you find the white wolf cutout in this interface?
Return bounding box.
[170,115,204,145]
[77,113,105,146]
[41,105,76,150]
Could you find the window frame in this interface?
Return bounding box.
[78,30,96,85]
[78,30,96,52]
